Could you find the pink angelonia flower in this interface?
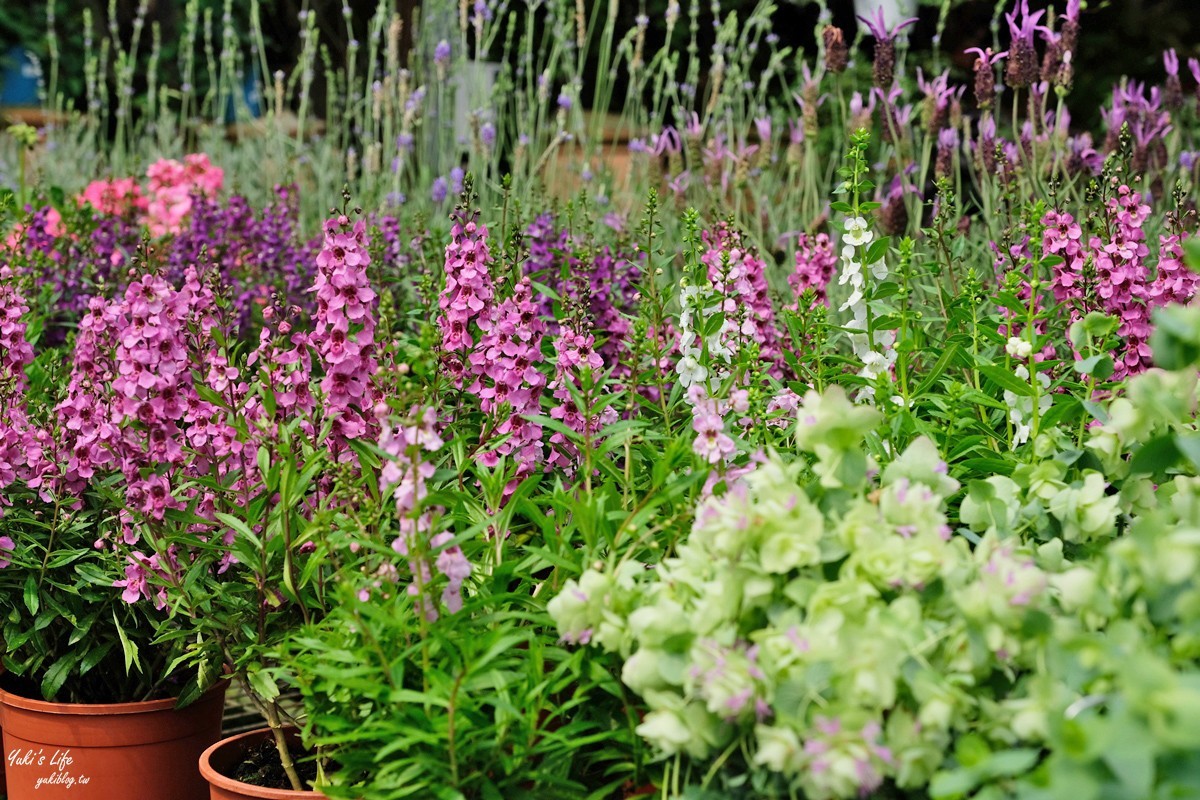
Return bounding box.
[469,278,547,482]
[311,214,378,451]
[787,235,835,309]
[437,205,496,383]
[701,222,784,373]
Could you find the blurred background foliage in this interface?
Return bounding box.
[0,0,1196,133]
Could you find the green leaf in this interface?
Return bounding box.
[955,732,992,767]
[864,236,891,266]
[40,652,80,701]
[1039,396,1081,431]
[247,669,281,703]
[1129,435,1181,475]
[1073,354,1114,380]
[977,364,1034,396]
[1102,723,1155,795]
[1183,237,1200,273]
[1174,434,1200,472]
[79,641,115,676]
[913,343,961,397]
[981,748,1040,778]
[114,611,139,673]
[530,280,561,301]
[23,574,39,616]
[929,767,981,799]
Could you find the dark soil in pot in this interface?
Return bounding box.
[230,737,320,790]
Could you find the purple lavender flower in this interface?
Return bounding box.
[1004,0,1045,88]
[936,128,959,178]
[1164,49,1184,109]
[431,176,449,204]
[965,47,1006,111]
[857,8,918,88]
[434,39,451,68]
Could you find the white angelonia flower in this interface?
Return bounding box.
[1005,362,1052,448]
[677,354,708,387]
[1006,336,1033,359]
[836,213,896,404]
[844,215,873,247]
[839,289,864,313]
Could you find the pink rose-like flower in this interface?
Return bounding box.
[79,178,148,216]
[143,154,225,236]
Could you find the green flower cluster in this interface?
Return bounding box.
[551,327,1200,797]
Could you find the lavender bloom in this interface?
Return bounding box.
[434,40,451,68]
[936,128,959,178]
[788,119,804,145]
[1004,0,1045,88]
[450,167,465,195]
[1165,48,1180,76]
[603,212,625,233]
[965,47,1006,111]
[916,67,956,132]
[557,92,572,110]
[653,127,682,157]
[1164,50,1183,109]
[431,176,449,204]
[857,8,918,89]
[754,117,771,144]
[405,87,426,114]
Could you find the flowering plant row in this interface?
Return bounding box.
[1,0,1200,796]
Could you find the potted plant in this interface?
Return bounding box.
[102,204,395,797]
[0,259,227,800]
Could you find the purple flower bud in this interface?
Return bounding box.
[480,122,496,148]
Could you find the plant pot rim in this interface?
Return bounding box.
[0,678,230,716]
[200,727,323,798]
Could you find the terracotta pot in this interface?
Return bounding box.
[0,681,227,800]
[200,727,324,799]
